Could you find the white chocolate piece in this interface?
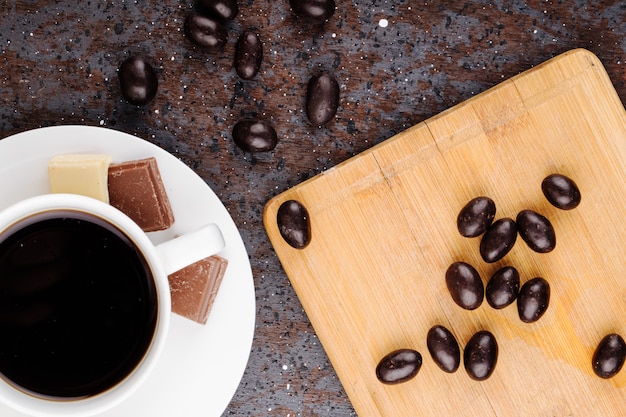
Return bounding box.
[49,154,112,203]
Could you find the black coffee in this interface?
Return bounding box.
[0,211,158,399]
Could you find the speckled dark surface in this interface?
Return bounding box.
[1,1,625,416]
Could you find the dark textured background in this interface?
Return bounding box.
[1,1,625,416]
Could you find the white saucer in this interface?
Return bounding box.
[0,126,256,417]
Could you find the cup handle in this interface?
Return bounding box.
[155,223,225,275]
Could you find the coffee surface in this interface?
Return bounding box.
[0,211,158,398]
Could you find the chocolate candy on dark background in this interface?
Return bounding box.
[277,200,311,249]
[592,333,626,379]
[232,119,278,153]
[517,277,550,323]
[184,12,228,52]
[196,0,239,21]
[486,266,520,309]
[235,31,263,80]
[306,73,340,126]
[445,261,484,310]
[464,330,498,381]
[457,196,496,238]
[375,348,422,385]
[289,0,336,22]
[516,209,556,253]
[541,173,581,210]
[118,56,158,106]
[479,217,518,263]
[427,325,461,373]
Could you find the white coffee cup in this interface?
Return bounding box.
[0,193,225,417]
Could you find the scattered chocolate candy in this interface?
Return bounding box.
[375,348,422,384]
[516,209,556,253]
[235,31,263,80]
[306,73,340,126]
[517,277,550,323]
[118,56,158,106]
[541,173,581,210]
[196,0,239,21]
[289,0,336,22]
[485,266,520,309]
[464,330,498,381]
[277,200,311,249]
[479,218,517,263]
[592,333,626,379]
[232,119,278,153]
[445,261,484,310]
[184,12,228,52]
[427,325,461,373]
[457,196,496,238]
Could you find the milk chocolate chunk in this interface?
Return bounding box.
[168,255,228,324]
[108,157,174,232]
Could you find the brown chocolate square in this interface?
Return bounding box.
[168,255,228,324]
[108,157,175,232]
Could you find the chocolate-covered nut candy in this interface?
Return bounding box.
[485,266,519,309]
[232,119,278,153]
[427,325,461,373]
[289,0,336,22]
[479,218,517,263]
[235,31,263,80]
[118,56,158,106]
[516,209,556,253]
[517,277,550,323]
[184,12,228,52]
[464,330,498,381]
[277,200,311,249]
[541,173,581,210]
[457,196,496,238]
[306,73,339,126]
[376,348,422,384]
[445,261,484,310]
[196,0,239,21]
[592,333,626,379]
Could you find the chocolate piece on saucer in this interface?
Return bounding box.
[48,154,112,203]
[108,157,174,232]
[168,255,228,324]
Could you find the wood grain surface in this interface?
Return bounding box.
[264,49,626,417]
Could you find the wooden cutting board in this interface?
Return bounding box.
[263,49,626,417]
